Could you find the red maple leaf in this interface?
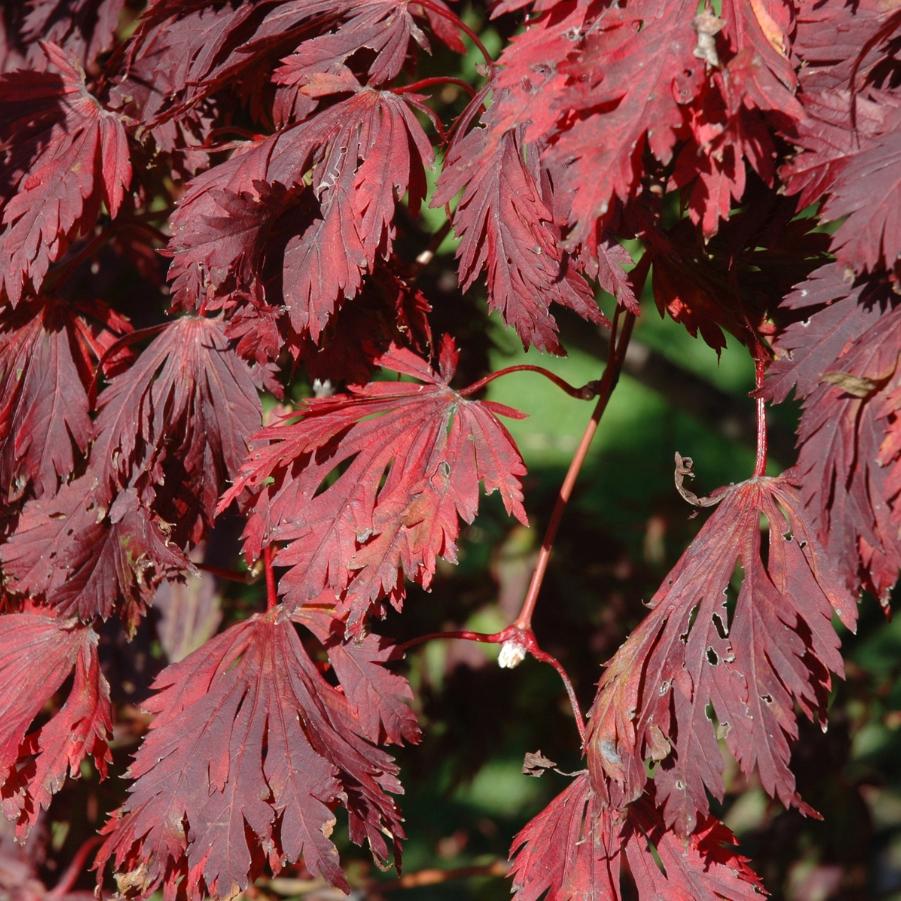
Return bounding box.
[0,478,188,625]
[435,125,603,353]
[764,264,901,601]
[95,610,415,897]
[90,315,261,537]
[221,336,528,628]
[167,89,432,341]
[586,476,855,834]
[19,0,126,69]
[0,298,105,499]
[0,610,111,837]
[508,772,764,900]
[0,42,131,304]
[274,0,461,91]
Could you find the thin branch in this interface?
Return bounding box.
[397,628,504,655]
[459,365,600,400]
[263,545,278,611]
[397,626,587,743]
[47,835,101,900]
[378,859,508,892]
[393,76,476,99]
[513,311,637,632]
[526,643,587,745]
[753,357,768,478]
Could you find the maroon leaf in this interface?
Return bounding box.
[299,608,420,746]
[167,90,432,341]
[221,337,527,628]
[0,610,111,837]
[0,478,188,625]
[19,0,127,69]
[435,127,602,352]
[91,316,260,533]
[0,43,131,304]
[764,265,901,601]
[587,477,855,834]
[96,611,412,897]
[0,299,92,499]
[509,772,764,899]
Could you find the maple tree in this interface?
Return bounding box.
[0,0,898,898]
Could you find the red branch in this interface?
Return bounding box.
[195,562,256,585]
[263,545,278,611]
[460,366,600,400]
[47,835,101,900]
[753,357,768,478]
[398,626,587,744]
[513,311,637,632]
[393,76,476,99]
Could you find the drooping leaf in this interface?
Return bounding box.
[0,42,131,304]
[434,126,602,353]
[0,610,111,837]
[0,299,93,499]
[96,610,414,897]
[0,478,189,625]
[221,336,528,629]
[90,315,261,537]
[587,476,855,835]
[167,89,433,341]
[764,264,901,601]
[509,772,764,900]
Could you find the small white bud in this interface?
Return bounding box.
[498,640,527,669]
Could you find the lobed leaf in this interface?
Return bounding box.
[96,610,416,897]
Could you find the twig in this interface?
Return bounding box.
[47,835,101,900]
[196,561,257,585]
[753,357,768,478]
[263,545,278,610]
[513,311,636,632]
[460,365,601,401]
[393,76,476,99]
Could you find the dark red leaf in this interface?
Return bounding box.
[96,611,412,897]
[0,299,92,499]
[0,611,111,837]
[764,265,901,601]
[90,316,261,534]
[587,477,854,834]
[0,43,131,304]
[221,337,527,629]
[435,127,602,353]
[167,90,432,341]
[509,772,764,899]
[0,478,189,625]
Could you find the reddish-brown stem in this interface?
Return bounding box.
[397,625,586,743]
[527,643,587,744]
[196,561,256,585]
[414,0,494,68]
[753,357,768,478]
[263,545,278,611]
[460,365,600,400]
[393,76,476,98]
[397,628,504,655]
[513,312,636,632]
[47,835,101,900]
